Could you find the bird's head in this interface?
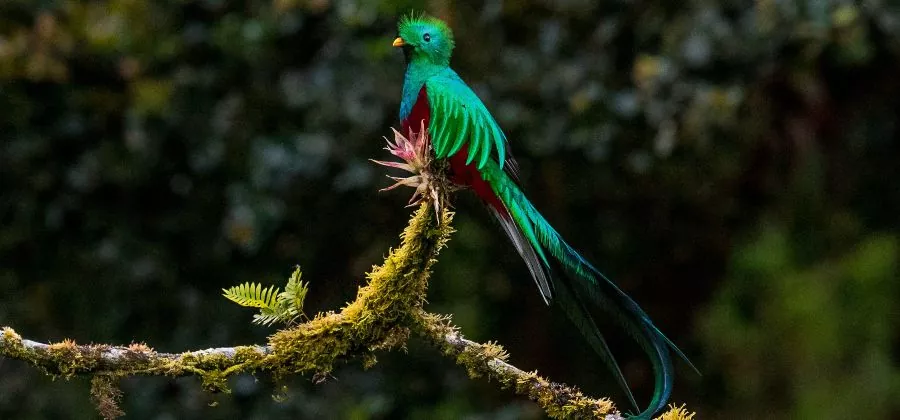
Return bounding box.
[394,13,455,67]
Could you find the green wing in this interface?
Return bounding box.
[425,69,507,169]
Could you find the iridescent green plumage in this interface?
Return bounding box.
[427,72,508,168]
[397,15,508,171]
[394,13,697,419]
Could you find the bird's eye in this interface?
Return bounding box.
[423,33,431,42]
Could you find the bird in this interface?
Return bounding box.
[391,13,697,419]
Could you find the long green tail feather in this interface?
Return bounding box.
[487,200,640,413]
[481,161,696,419]
[553,269,642,413]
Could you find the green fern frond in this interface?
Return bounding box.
[255,301,293,327]
[253,312,287,327]
[223,267,310,327]
[222,282,280,310]
[281,267,309,313]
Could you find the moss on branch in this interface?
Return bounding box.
[0,203,693,420]
[415,311,619,419]
[265,202,452,380]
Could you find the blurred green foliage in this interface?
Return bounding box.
[704,226,897,419]
[1,0,899,419]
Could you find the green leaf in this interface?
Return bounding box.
[280,267,309,314]
[223,267,310,327]
[222,282,280,310]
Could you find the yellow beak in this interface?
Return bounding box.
[392,37,406,47]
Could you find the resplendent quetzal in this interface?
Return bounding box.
[392,14,697,418]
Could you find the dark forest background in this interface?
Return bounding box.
[2,1,899,419]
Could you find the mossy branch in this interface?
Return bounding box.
[415,311,620,419]
[0,203,693,420]
[0,328,270,379]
